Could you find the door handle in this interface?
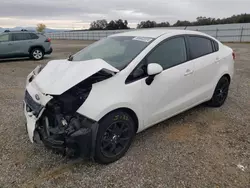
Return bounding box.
[184,69,194,76]
[8,43,13,45]
[214,57,220,63]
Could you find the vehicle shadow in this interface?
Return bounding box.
[0,56,50,63]
[134,103,208,141]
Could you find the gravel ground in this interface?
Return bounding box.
[0,40,249,188]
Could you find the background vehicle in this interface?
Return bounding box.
[24,29,234,164]
[0,30,52,60]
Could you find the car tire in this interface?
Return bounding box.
[206,76,230,107]
[30,48,44,60]
[94,111,136,164]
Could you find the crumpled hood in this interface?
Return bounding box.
[34,58,119,95]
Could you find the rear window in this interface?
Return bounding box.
[29,33,39,39]
[188,36,213,59]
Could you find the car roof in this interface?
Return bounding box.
[110,29,207,39]
[1,31,38,34]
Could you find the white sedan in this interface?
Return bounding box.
[24,29,235,164]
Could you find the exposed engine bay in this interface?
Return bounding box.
[25,70,113,157]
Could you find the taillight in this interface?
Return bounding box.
[45,38,51,42]
[232,52,236,60]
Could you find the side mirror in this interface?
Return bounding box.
[68,54,73,61]
[147,63,163,76]
[146,63,163,85]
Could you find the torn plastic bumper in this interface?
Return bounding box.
[36,115,99,158]
[24,86,98,158]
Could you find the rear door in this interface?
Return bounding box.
[0,33,14,57]
[11,33,34,55]
[187,35,220,103]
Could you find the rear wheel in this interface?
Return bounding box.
[30,48,44,60]
[94,111,136,164]
[207,76,230,107]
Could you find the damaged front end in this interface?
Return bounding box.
[24,62,116,158]
[37,107,98,158]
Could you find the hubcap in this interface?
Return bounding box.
[33,50,43,59]
[101,122,131,158]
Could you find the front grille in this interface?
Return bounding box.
[24,90,43,116]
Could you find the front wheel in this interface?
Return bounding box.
[207,76,230,107]
[94,111,136,164]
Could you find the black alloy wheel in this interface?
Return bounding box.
[100,121,132,158]
[207,76,230,107]
[94,111,135,164]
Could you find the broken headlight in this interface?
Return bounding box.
[27,65,44,84]
[47,70,113,115]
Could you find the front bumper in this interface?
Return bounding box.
[37,115,99,158]
[24,96,98,158]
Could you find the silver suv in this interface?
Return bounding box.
[0,31,52,60]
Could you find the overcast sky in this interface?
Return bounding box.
[0,0,249,29]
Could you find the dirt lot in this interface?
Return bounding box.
[0,40,249,188]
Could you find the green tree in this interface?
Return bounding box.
[172,13,250,26]
[89,20,108,30]
[90,19,129,30]
[156,22,170,27]
[137,20,157,28]
[36,23,46,32]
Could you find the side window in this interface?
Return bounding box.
[147,37,187,70]
[0,34,9,42]
[189,36,213,59]
[12,33,32,41]
[29,33,39,39]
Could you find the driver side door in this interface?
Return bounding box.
[0,33,14,58]
[141,36,196,128]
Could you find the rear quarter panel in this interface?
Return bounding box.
[31,35,51,52]
[211,44,234,94]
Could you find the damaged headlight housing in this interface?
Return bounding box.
[50,84,92,115]
[27,65,44,84]
[48,69,113,115]
[33,65,44,75]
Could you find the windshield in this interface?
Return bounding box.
[72,36,153,70]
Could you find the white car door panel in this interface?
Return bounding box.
[139,36,196,128]
[142,61,195,127]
